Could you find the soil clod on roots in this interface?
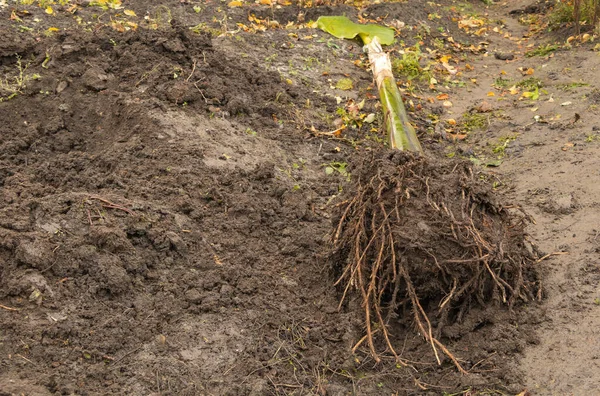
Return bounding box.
[329,151,539,372]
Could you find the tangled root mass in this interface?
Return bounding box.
[329,151,539,371]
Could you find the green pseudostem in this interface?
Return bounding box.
[317,16,422,153]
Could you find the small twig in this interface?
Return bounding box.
[186,59,197,82]
[470,351,496,370]
[536,251,569,263]
[193,81,209,104]
[16,354,35,365]
[111,346,142,366]
[0,304,19,311]
[89,195,134,215]
[267,376,302,389]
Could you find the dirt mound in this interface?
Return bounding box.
[0,1,553,394]
[330,151,540,371]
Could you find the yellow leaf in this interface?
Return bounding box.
[458,17,484,29]
[487,91,495,97]
[124,9,137,17]
[439,55,451,63]
[447,119,456,125]
[48,27,60,32]
[259,0,272,4]
[45,6,54,14]
[443,100,452,107]
[228,1,243,7]
[509,86,519,95]
[526,68,534,75]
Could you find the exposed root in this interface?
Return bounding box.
[88,195,135,216]
[0,304,20,311]
[329,151,538,372]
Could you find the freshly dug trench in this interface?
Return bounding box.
[328,151,540,371]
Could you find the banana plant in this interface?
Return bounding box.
[317,16,422,153]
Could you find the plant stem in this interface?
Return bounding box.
[366,38,422,153]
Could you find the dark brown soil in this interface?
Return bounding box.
[0,0,576,395]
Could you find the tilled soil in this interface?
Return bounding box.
[1,0,598,395]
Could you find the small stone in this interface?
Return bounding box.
[166,231,187,253]
[56,80,68,93]
[82,68,109,91]
[494,52,514,61]
[184,288,202,303]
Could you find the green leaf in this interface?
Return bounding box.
[316,16,395,45]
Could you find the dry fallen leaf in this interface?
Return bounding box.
[475,101,493,113]
[448,133,467,140]
[562,142,574,151]
[458,17,485,29]
[518,67,535,75]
